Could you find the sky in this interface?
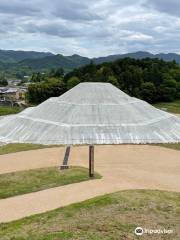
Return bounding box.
[0,0,180,57]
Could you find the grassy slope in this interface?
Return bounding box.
[0,142,180,158]
[154,100,180,114]
[156,143,180,151]
[0,190,179,240]
[0,143,57,155]
[0,106,21,116]
[153,100,180,151]
[0,167,101,199]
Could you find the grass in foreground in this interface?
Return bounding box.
[0,143,57,155]
[0,190,179,240]
[0,106,22,116]
[0,167,101,199]
[1,143,180,157]
[154,100,180,114]
[156,143,180,151]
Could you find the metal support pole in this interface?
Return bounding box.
[60,146,71,170]
[89,145,94,178]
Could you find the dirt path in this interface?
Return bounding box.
[0,145,180,223]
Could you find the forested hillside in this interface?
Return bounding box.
[93,52,180,64]
[0,50,53,63]
[65,58,180,103]
[1,50,180,78]
[27,58,180,104]
[18,54,90,72]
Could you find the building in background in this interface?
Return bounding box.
[0,87,27,107]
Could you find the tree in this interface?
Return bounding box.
[95,67,105,82]
[31,72,46,82]
[0,75,8,86]
[55,68,64,77]
[143,63,163,86]
[169,68,180,82]
[15,72,24,80]
[141,82,156,103]
[66,58,180,102]
[67,76,80,90]
[160,86,177,102]
[49,68,64,78]
[107,75,119,87]
[27,79,66,104]
[176,82,180,98]
[160,78,177,101]
[121,70,133,94]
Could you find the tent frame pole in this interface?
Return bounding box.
[89,145,94,178]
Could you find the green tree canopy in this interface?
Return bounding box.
[141,82,156,103]
[27,79,66,104]
[0,75,8,86]
[67,76,80,90]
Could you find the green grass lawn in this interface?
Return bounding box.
[0,167,101,199]
[0,143,57,155]
[0,106,22,116]
[156,143,180,151]
[0,142,180,158]
[0,190,179,240]
[154,100,180,114]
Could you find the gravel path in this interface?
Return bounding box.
[0,145,180,223]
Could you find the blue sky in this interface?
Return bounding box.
[0,0,180,57]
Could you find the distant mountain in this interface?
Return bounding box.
[0,49,53,63]
[17,51,180,74]
[19,54,90,72]
[1,50,180,78]
[155,53,180,63]
[93,51,180,64]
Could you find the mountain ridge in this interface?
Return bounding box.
[1,50,180,77]
[0,49,53,63]
[93,51,180,64]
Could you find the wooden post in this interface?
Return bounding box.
[89,145,94,177]
[60,146,71,170]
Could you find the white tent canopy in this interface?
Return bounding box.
[0,82,180,145]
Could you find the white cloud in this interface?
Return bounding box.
[0,0,179,57]
[127,33,153,41]
[144,0,180,17]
